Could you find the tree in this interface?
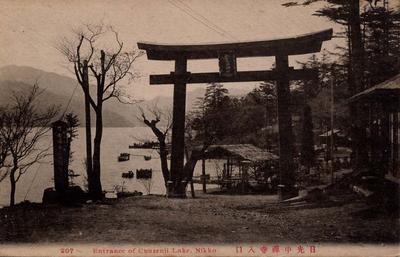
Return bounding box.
[138,106,172,186]
[58,24,142,199]
[202,83,232,142]
[300,104,316,172]
[63,112,80,186]
[64,112,79,168]
[0,131,10,183]
[139,105,206,197]
[286,0,400,171]
[284,0,368,171]
[0,105,11,183]
[0,85,58,206]
[235,82,278,149]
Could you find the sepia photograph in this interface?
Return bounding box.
[0,0,399,256]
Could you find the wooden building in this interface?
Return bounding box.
[349,73,400,180]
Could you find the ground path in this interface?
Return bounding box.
[0,193,398,244]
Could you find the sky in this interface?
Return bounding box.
[0,0,345,99]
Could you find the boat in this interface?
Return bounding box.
[118,153,130,162]
[122,170,134,179]
[143,155,152,161]
[136,168,152,179]
[129,141,159,149]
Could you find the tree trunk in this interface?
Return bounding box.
[348,0,369,171]
[190,181,195,198]
[91,108,103,199]
[159,140,170,186]
[83,61,94,195]
[202,157,206,193]
[141,115,170,189]
[178,150,202,195]
[9,168,16,206]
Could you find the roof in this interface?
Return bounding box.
[137,29,333,60]
[317,147,352,159]
[204,144,279,162]
[349,73,400,102]
[319,129,345,137]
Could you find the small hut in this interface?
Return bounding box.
[202,144,279,192]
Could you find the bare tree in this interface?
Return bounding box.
[0,85,58,206]
[137,105,172,186]
[0,140,10,183]
[138,105,212,197]
[57,24,143,199]
[181,113,213,197]
[0,109,11,183]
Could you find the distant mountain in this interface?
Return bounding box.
[0,65,142,127]
[0,80,136,127]
[0,65,253,127]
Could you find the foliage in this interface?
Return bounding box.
[202,82,232,142]
[0,115,10,183]
[64,112,79,164]
[300,105,316,170]
[0,85,59,206]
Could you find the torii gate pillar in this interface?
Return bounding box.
[275,55,296,197]
[169,56,188,196]
[138,28,333,199]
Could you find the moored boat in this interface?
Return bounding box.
[136,168,152,179]
[129,141,159,149]
[118,153,130,162]
[122,170,134,178]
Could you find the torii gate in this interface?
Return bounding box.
[138,29,332,199]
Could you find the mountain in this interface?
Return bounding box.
[0,65,253,127]
[0,65,146,127]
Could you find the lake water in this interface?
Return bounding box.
[0,127,221,207]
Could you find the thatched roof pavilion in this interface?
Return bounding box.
[203,144,278,163]
[349,73,400,108]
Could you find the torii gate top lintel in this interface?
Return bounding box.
[137,29,332,60]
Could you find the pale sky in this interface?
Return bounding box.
[0,0,344,99]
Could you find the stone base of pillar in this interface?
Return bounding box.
[278,184,298,201]
[166,180,187,198]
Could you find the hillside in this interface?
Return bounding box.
[0,66,148,127]
[0,65,252,127]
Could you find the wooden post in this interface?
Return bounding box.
[392,112,398,176]
[52,120,69,194]
[275,55,296,200]
[190,180,195,198]
[226,158,231,190]
[378,104,389,176]
[202,157,207,193]
[169,56,188,197]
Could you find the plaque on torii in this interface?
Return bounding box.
[138,29,332,199]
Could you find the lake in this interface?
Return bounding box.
[0,127,221,207]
